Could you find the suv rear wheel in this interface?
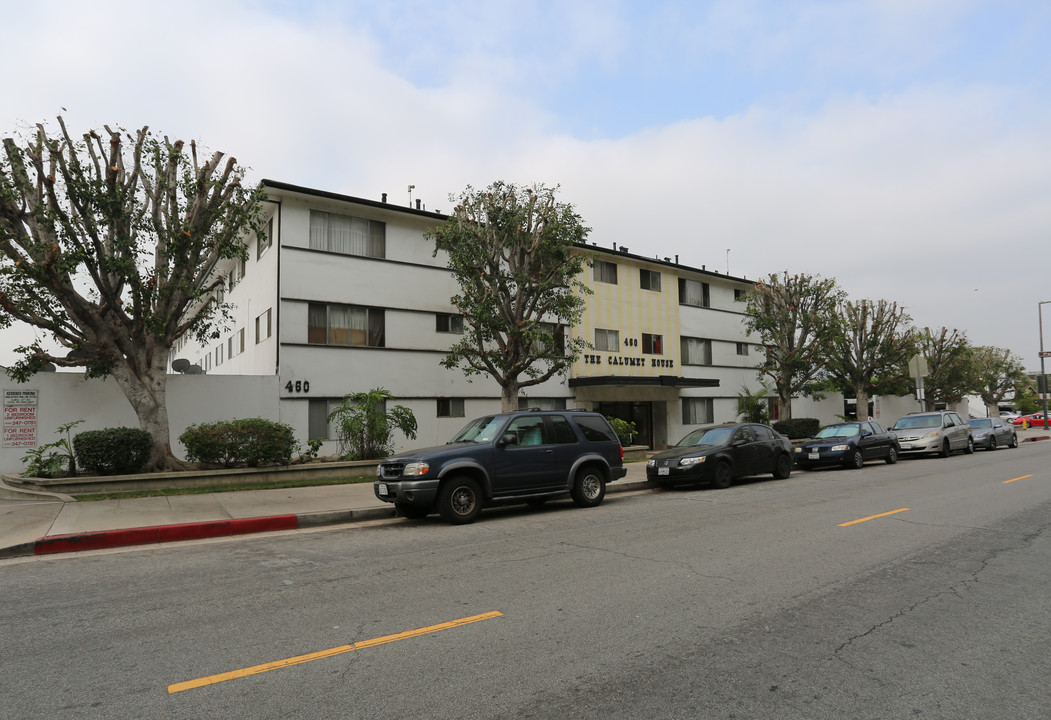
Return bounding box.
[438,476,483,524]
[570,466,606,508]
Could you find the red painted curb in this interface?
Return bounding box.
[33,515,300,555]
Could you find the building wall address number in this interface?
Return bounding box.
[285,380,310,393]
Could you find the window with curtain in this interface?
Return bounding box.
[593,260,618,284]
[307,303,385,347]
[594,328,619,352]
[678,278,710,307]
[309,210,386,258]
[437,398,465,418]
[642,333,663,355]
[682,398,714,425]
[681,337,713,365]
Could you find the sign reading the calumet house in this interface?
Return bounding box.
[3,389,38,448]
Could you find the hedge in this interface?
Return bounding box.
[73,427,153,476]
[772,418,821,439]
[180,418,297,467]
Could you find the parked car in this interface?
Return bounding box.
[1012,413,1048,429]
[646,423,793,489]
[999,411,1021,424]
[967,417,1018,450]
[374,409,627,524]
[795,420,900,470]
[890,411,974,457]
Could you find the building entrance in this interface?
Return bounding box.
[596,401,653,449]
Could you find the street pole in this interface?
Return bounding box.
[1040,301,1049,427]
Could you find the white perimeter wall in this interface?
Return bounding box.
[1,373,279,474]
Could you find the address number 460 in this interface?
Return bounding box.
[285,380,310,393]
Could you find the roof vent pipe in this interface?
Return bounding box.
[675,255,679,264]
[415,199,421,210]
[382,192,387,203]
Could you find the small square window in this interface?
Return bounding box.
[642,333,663,355]
[736,342,749,356]
[437,398,465,418]
[436,313,464,334]
[640,269,661,292]
[595,328,620,352]
[593,260,618,284]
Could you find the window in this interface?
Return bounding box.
[682,398,714,425]
[594,328,619,352]
[215,345,223,366]
[681,337,712,365]
[308,398,336,440]
[734,288,746,301]
[309,210,385,258]
[679,278,710,308]
[507,415,546,446]
[237,328,245,354]
[548,415,578,444]
[256,308,272,343]
[518,398,567,411]
[436,313,464,334]
[437,398,465,418]
[227,337,233,359]
[308,303,385,347]
[258,217,273,259]
[736,342,749,356]
[642,333,663,355]
[573,414,618,442]
[640,269,661,292]
[593,260,618,284]
[538,322,565,355]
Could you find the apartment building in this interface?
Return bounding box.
[174,180,765,452]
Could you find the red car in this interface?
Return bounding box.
[1012,413,1049,428]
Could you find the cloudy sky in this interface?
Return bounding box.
[3,0,1050,370]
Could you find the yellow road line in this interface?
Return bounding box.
[1003,474,1034,484]
[168,610,503,694]
[838,508,909,527]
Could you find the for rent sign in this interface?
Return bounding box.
[3,389,39,448]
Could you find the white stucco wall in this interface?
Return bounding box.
[1,373,280,474]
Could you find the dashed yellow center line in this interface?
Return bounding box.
[168,610,503,694]
[839,508,910,527]
[1003,474,1033,484]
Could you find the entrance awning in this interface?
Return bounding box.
[568,375,719,388]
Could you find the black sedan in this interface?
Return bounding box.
[794,420,899,470]
[646,423,793,489]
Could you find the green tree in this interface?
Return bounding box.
[0,117,265,470]
[427,181,592,411]
[970,346,1028,417]
[824,299,914,419]
[736,383,771,424]
[327,388,418,460]
[743,271,844,420]
[916,327,973,411]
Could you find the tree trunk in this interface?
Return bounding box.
[500,380,520,413]
[777,390,792,421]
[855,388,870,420]
[109,348,186,471]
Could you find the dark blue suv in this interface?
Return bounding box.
[375,409,628,524]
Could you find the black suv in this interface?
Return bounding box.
[375,409,628,524]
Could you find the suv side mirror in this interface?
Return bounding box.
[498,432,517,447]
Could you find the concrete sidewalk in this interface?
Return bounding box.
[0,462,653,559]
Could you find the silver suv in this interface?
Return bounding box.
[890,411,974,457]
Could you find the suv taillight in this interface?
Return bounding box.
[619,445,624,461]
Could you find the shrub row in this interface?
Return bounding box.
[73,427,153,476]
[179,418,297,467]
[772,418,821,439]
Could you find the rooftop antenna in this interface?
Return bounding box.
[408,184,415,207]
[726,248,731,275]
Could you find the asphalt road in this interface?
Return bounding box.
[4,442,1050,719]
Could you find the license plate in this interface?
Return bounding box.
[377,483,388,496]
[658,467,669,476]
[808,452,819,460]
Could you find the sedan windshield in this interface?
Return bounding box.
[815,423,860,439]
[450,416,505,443]
[676,426,734,448]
